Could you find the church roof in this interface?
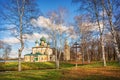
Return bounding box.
[24,54,32,56]
[24,52,44,57]
[35,40,39,44]
[47,42,50,45]
[34,52,42,56]
[40,36,46,42]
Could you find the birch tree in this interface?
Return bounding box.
[73,0,107,66]
[74,14,93,64]
[0,0,38,71]
[92,0,106,66]
[3,44,11,63]
[101,0,120,64]
[47,8,73,69]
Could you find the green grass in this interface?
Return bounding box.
[107,61,120,67]
[0,70,62,80]
[80,75,120,80]
[0,61,120,80]
[0,62,56,71]
[0,67,120,80]
[0,61,119,71]
[78,61,120,68]
[0,61,74,71]
[60,61,74,68]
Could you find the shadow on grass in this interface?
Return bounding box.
[60,74,120,80]
[0,70,61,80]
[83,75,120,80]
[0,68,120,80]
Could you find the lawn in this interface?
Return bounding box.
[0,61,120,80]
[0,61,74,71]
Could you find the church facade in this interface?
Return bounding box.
[64,41,70,61]
[24,37,55,62]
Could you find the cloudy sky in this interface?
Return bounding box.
[0,0,79,58]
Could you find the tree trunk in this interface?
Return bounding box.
[82,48,85,64]
[18,50,21,71]
[56,60,59,69]
[109,15,120,63]
[18,42,24,71]
[101,36,106,66]
[54,38,59,69]
[93,0,106,66]
[113,33,120,63]
[113,49,116,61]
[87,49,90,63]
[101,0,120,64]
[17,0,25,71]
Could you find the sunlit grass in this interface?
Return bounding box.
[0,66,120,80]
[77,61,120,68]
[0,61,75,71]
[0,61,120,71]
[0,62,56,71]
[0,61,120,80]
[0,70,61,80]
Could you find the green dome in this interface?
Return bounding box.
[35,40,39,44]
[47,42,50,45]
[40,36,46,42]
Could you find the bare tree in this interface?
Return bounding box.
[74,14,93,64]
[0,40,4,49]
[73,0,107,66]
[47,8,73,69]
[47,11,59,69]
[0,0,39,71]
[3,44,11,63]
[92,0,106,66]
[0,40,11,63]
[101,0,120,64]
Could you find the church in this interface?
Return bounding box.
[24,36,71,62]
[24,37,55,62]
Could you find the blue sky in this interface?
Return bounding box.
[37,0,78,22]
[0,0,78,58]
[0,0,78,39]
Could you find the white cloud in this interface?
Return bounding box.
[11,28,18,36]
[56,25,69,33]
[3,24,16,30]
[1,32,49,44]
[23,33,49,42]
[104,32,113,42]
[31,16,73,34]
[92,22,104,31]
[33,33,49,39]
[2,37,20,44]
[99,10,107,17]
[31,16,52,28]
[9,51,18,58]
[70,35,77,39]
[80,22,105,32]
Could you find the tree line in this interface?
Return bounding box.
[0,0,120,71]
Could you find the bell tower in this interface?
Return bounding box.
[64,40,70,61]
[35,40,39,47]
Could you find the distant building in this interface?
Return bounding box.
[64,40,70,61]
[70,42,82,60]
[24,36,55,62]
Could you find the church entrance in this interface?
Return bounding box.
[34,57,38,62]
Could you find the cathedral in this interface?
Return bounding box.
[24,37,55,62]
[24,36,71,62]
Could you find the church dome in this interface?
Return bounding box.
[35,40,39,44]
[40,36,46,42]
[47,42,50,45]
